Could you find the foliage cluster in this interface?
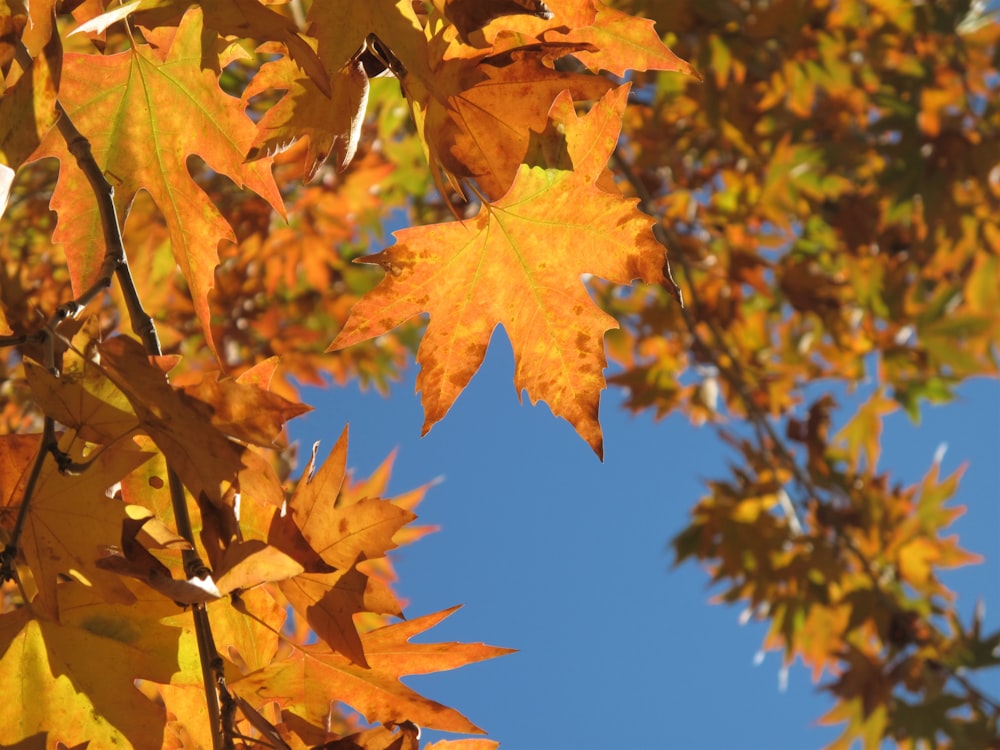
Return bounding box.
[604,1,1000,746]
[0,0,998,748]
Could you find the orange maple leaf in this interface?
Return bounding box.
[269,428,416,665]
[133,0,329,94]
[308,0,430,82]
[409,49,613,200]
[23,318,138,445]
[234,606,514,735]
[544,0,698,77]
[243,50,369,179]
[31,6,283,356]
[179,372,311,449]
[332,88,664,457]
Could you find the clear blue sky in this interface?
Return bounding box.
[290,332,1000,750]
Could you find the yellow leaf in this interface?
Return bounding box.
[332,160,663,457]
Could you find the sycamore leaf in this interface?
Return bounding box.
[432,0,555,40]
[544,0,698,77]
[234,356,282,389]
[307,0,609,199]
[234,606,514,734]
[340,448,441,562]
[408,50,613,200]
[68,0,141,36]
[282,428,417,571]
[276,565,402,668]
[5,0,56,55]
[835,390,898,473]
[323,722,419,750]
[23,318,137,445]
[214,539,304,594]
[331,163,664,457]
[97,336,245,507]
[524,84,630,193]
[244,52,369,179]
[0,434,155,615]
[447,0,596,41]
[92,509,226,605]
[179,373,311,448]
[0,603,179,749]
[97,546,223,604]
[308,0,428,82]
[0,32,58,218]
[134,0,330,95]
[269,428,415,664]
[0,432,41,502]
[213,586,285,675]
[232,694,294,750]
[31,6,283,356]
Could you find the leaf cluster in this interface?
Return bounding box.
[0,0,998,748]
[601,1,1000,746]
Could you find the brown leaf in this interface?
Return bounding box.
[98,336,244,507]
[214,539,304,595]
[180,373,311,448]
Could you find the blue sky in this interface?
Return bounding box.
[289,330,1000,750]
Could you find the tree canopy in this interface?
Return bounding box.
[0,1,998,748]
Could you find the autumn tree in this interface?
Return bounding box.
[0,1,998,749]
[600,1,1000,747]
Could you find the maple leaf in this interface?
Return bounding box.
[0,433,41,536]
[270,427,415,665]
[133,0,329,94]
[278,565,402,669]
[0,599,180,748]
[234,606,514,735]
[209,586,284,674]
[97,335,245,507]
[835,390,898,473]
[524,85,630,192]
[281,428,417,571]
[324,722,419,750]
[211,539,303,594]
[244,50,369,179]
[307,0,429,82]
[431,0,556,40]
[544,0,698,77]
[409,51,613,200]
[0,32,58,218]
[339,448,441,584]
[0,433,155,614]
[305,0,611,199]
[30,6,283,356]
[332,89,664,456]
[425,740,500,750]
[22,317,137,445]
[179,371,311,448]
